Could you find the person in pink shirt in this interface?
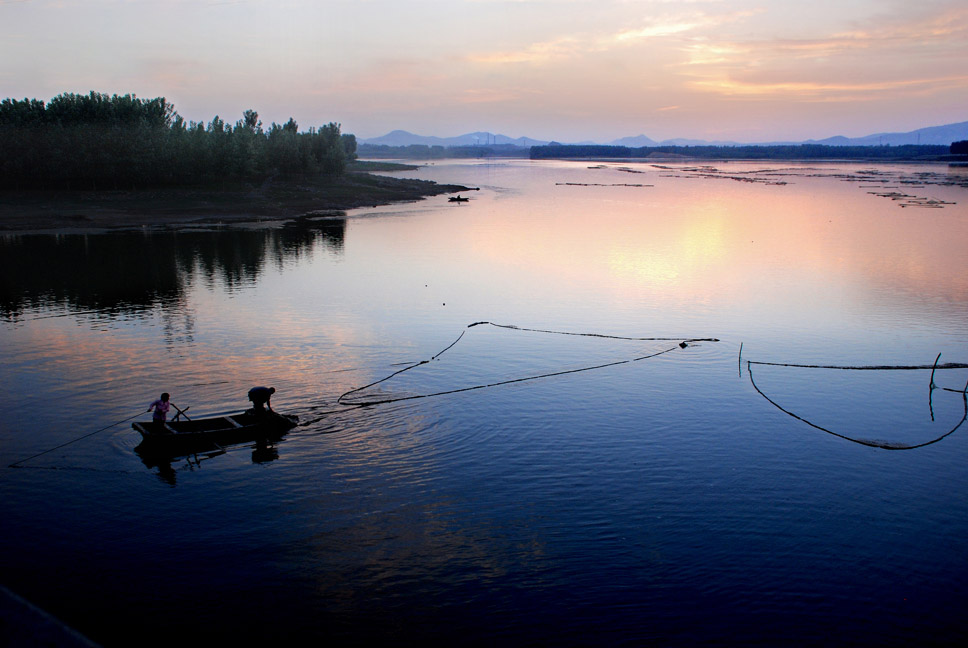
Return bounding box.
[148,393,171,426]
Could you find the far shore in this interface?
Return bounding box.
[0,162,469,234]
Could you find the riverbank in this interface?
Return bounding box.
[0,165,468,233]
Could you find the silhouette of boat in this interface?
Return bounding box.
[448,195,469,202]
[133,411,298,455]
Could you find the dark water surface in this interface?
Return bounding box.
[2,160,968,645]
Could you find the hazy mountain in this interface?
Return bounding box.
[609,134,659,147]
[638,122,967,147]
[655,122,968,147]
[361,130,548,148]
[362,121,968,149]
[658,137,743,146]
[804,121,968,147]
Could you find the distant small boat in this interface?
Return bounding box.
[133,411,298,455]
[448,195,469,202]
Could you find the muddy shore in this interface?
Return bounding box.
[0,168,469,233]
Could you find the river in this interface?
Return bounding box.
[2,159,968,645]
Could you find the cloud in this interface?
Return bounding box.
[677,3,968,104]
[834,4,968,44]
[612,10,757,43]
[469,9,751,65]
[469,36,583,64]
[689,75,968,101]
[613,19,708,41]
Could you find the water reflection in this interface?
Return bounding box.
[3,161,968,646]
[136,435,287,485]
[0,216,346,320]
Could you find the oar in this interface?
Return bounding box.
[171,403,191,421]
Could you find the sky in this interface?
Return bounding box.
[1,0,966,143]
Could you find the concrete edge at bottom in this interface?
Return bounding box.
[1,584,101,647]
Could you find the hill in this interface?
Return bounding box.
[806,121,968,147]
[361,130,547,148]
[361,121,968,150]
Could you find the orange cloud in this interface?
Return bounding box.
[468,36,582,65]
[469,10,757,66]
[690,75,968,100]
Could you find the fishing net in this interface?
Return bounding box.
[746,356,968,450]
[337,322,717,407]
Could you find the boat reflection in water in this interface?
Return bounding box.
[133,411,298,484]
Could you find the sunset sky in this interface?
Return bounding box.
[2,0,966,143]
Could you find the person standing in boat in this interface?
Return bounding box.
[148,392,171,426]
[247,386,275,414]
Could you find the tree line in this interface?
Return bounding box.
[0,91,357,190]
[530,143,950,161]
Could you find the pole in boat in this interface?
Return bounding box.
[171,403,191,421]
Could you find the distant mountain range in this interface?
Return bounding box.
[360,121,968,149]
[361,129,547,148]
[799,121,968,147]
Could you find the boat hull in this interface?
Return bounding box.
[133,411,298,455]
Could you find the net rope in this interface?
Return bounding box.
[296,322,718,425]
[746,357,968,450]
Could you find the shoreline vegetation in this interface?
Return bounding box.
[529,143,958,161]
[2,92,965,232]
[359,139,968,163]
[0,166,468,233]
[0,92,467,232]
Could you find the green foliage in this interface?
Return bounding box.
[0,92,349,190]
[44,91,176,128]
[341,133,358,160]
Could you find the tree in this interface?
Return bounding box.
[0,91,355,189]
[311,122,346,175]
[341,133,357,160]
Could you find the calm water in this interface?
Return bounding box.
[2,160,968,645]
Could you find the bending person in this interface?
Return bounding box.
[247,386,276,414]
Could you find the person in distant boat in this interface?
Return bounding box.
[148,392,171,427]
[247,386,275,414]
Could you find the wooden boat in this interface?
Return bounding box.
[133,411,298,455]
[448,195,469,202]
